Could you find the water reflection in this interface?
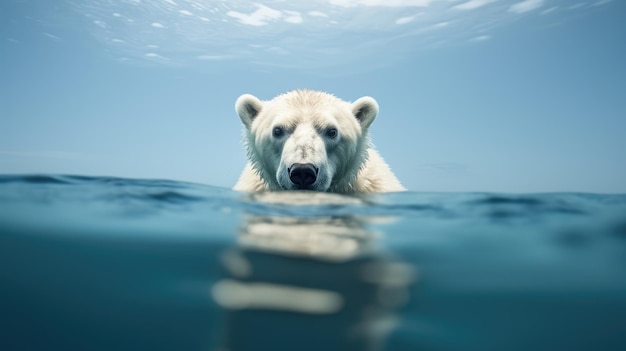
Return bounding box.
[212,191,414,351]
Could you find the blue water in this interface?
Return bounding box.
[1,175,625,351]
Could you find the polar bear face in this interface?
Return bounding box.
[236,90,378,192]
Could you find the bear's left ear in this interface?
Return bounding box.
[235,94,263,129]
[352,97,379,130]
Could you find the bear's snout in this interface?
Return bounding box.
[288,163,318,189]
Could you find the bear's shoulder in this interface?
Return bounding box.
[234,163,268,192]
[351,149,405,193]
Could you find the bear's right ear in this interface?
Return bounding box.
[235,94,263,129]
[352,96,379,130]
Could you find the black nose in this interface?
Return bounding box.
[289,163,318,189]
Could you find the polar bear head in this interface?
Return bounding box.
[235,90,378,192]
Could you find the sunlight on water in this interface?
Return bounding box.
[212,280,344,314]
[15,0,613,70]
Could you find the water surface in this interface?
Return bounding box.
[1,175,625,351]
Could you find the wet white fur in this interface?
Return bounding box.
[233,90,405,193]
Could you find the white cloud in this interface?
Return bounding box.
[540,6,558,14]
[569,3,586,10]
[329,0,430,7]
[145,53,168,60]
[267,46,289,55]
[593,0,612,6]
[396,15,417,24]
[43,32,62,41]
[471,35,491,41]
[309,11,329,17]
[508,0,544,14]
[227,4,282,26]
[452,0,497,10]
[196,55,230,60]
[151,22,166,28]
[93,20,108,28]
[284,11,303,24]
[179,10,193,16]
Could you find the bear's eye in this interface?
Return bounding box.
[326,128,338,139]
[272,127,284,138]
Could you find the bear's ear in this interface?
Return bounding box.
[352,96,379,130]
[235,94,263,129]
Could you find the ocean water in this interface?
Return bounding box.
[1,175,625,351]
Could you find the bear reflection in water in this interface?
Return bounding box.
[212,191,414,351]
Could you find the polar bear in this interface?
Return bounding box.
[233,90,405,193]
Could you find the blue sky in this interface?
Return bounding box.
[1,0,624,193]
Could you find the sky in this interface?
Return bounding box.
[1,0,625,193]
